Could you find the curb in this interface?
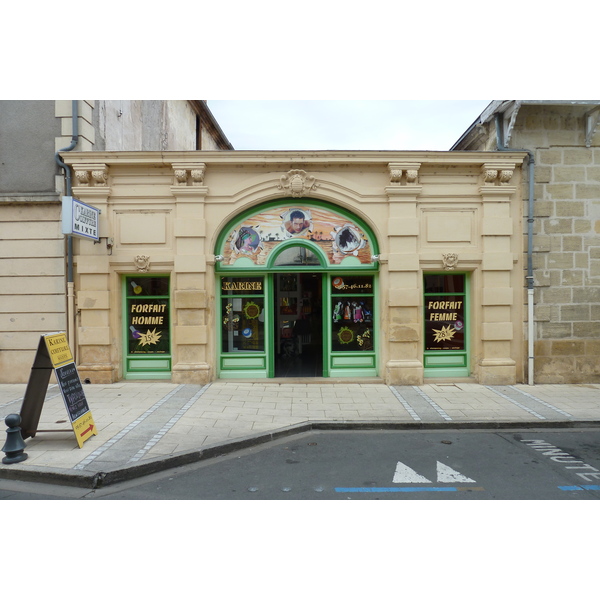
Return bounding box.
[2,419,600,489]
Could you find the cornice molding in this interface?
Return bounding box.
[60,150,529,168]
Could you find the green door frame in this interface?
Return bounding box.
[217,267,378,379]
[215,199,380,380]
[270,271,327,378]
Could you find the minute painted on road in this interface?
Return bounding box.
[520,437,600,493]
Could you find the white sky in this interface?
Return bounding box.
[206,100,491,151]
[6,3,593,158]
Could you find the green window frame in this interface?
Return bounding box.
[328,274,377,376]
[423,272,469,378]
[124,275,171,379]
[218,275,268,377]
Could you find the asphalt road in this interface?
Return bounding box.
[2,428,600,500]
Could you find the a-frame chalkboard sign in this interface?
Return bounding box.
[20,332,97,448]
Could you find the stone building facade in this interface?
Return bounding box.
[60,150,526,386]
[452,100,600,383]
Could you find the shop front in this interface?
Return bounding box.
[63,150,526,386]
[215,200,379,379]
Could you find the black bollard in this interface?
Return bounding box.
[2,413,28,464]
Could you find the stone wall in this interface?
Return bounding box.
[0,102,67,381]
[92,101,198,151]
[0,203,66,382]
[459,103,600,383]
[0,101,60,193]
[515,106,600,383]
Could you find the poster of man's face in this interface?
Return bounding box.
[282,208,312,236]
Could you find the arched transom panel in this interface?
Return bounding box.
[216,200,379,269]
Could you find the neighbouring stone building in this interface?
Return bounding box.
[0,100,231,382]
[452,100,600,383]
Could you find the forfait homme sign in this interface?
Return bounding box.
[62,196,100,241]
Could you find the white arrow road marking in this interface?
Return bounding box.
[391,461,477,484]
[393,461,432,483]
[436,461,476,483]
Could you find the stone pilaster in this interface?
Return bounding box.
[477,162,520,384]
[72,163,115,383]
[384,163,424,384]
[169,162,211,383]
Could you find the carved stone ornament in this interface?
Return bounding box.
[388,162,421,185]
[482,165,514,185]
[389,168,403,183]
[172,163,206,187]
[278,169,318,198]
[134,255,150,272]
[74,164,108,186]
[174,169,188,185]
[406,170,418,184]
[74,170,90,185]
[190,167,205,186]
[442,252,459,271]
[484,169,498,183]
[91,170,108,186]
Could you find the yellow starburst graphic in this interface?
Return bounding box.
[432,324,456,343]
[138,328,162,346]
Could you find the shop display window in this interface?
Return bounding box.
[126,276,170,355]
[221,277,265,353]
[424,274,466,352]
[330,275,374,352]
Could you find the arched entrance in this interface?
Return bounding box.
[215,199,379,379]
[271,245,324,377]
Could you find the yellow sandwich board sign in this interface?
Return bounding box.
[45,331,74,367]
[20,332,97,448]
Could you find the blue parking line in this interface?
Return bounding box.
[559,485,600,491]
[335,487,458,493]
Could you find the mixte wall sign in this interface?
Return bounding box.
[62,196,100,241]
[220,204,375,266]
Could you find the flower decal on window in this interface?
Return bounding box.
[337,326,354,344]
[243,301,260,319]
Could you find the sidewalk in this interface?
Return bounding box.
[1,380,599,488]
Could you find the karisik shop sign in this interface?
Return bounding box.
[221,280,263,292]
[425,296,465,351]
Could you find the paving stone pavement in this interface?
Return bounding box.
[1,380,599,487]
